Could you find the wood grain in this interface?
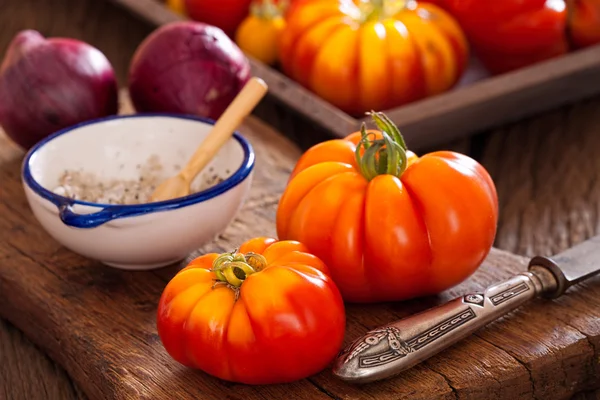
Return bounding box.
[1,91,600,400]
[0,319,85,400]
[479,97,600,258]
[2,0,600,399]
[573,390,600,400]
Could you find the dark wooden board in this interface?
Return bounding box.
[1,92,600,400]
[105,0,600,150]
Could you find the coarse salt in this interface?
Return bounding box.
[52,155,226,205]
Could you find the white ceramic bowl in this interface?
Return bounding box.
[21,113,254,270]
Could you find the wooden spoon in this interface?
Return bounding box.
[150,77,269,203]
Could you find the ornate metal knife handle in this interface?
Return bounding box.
[332,266,558,384]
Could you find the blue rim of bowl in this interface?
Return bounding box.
[21,113,255,228]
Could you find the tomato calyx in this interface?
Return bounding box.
[359,0,408,22]
[355,111,409,181]
[210,250,268,299]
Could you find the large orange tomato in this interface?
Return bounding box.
[278,0,469,116]
[156,237,346,384]
[276,112,499,303]
[568,0,600,48]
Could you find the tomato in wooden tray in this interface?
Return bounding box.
[276,112,499,303]
[279,0,469,116]
[568,0,600,48]
[424,0,569,74]
[156,237,346,384]
[235,0,287,65]
[184,0,254,36]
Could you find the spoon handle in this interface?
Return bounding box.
[181,77,268,182]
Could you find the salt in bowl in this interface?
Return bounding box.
[21,113,254,270]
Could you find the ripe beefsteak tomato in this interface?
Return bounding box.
[184,0,253,36]
[279,0,468,116]
[426,0,569,74]
[568,0,600,48]
[276,112,499,303]
[156,237,346,384]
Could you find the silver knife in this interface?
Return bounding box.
[332,235,600,383]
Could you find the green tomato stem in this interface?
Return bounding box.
[354,111,409,181]
[372,0,384,11]
[361,0,408,21]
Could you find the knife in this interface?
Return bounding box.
[332,235,600,384]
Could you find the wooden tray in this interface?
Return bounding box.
[1,92,599,400]
[106,0,600,150]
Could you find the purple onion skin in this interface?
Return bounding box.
[0,30,119,150]
[128,21,251,121]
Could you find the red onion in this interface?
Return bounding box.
[0,30,118,150]
[128,21,251,121]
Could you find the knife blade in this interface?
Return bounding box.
[332,235,600,384]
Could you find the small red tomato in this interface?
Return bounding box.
[156,237,346,384]
[424,0,569,74]
[568,0,600,48]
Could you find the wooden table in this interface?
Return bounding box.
[2,0,600,399]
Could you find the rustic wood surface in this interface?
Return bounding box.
[1,91,600,400]
[1,0,600,399]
